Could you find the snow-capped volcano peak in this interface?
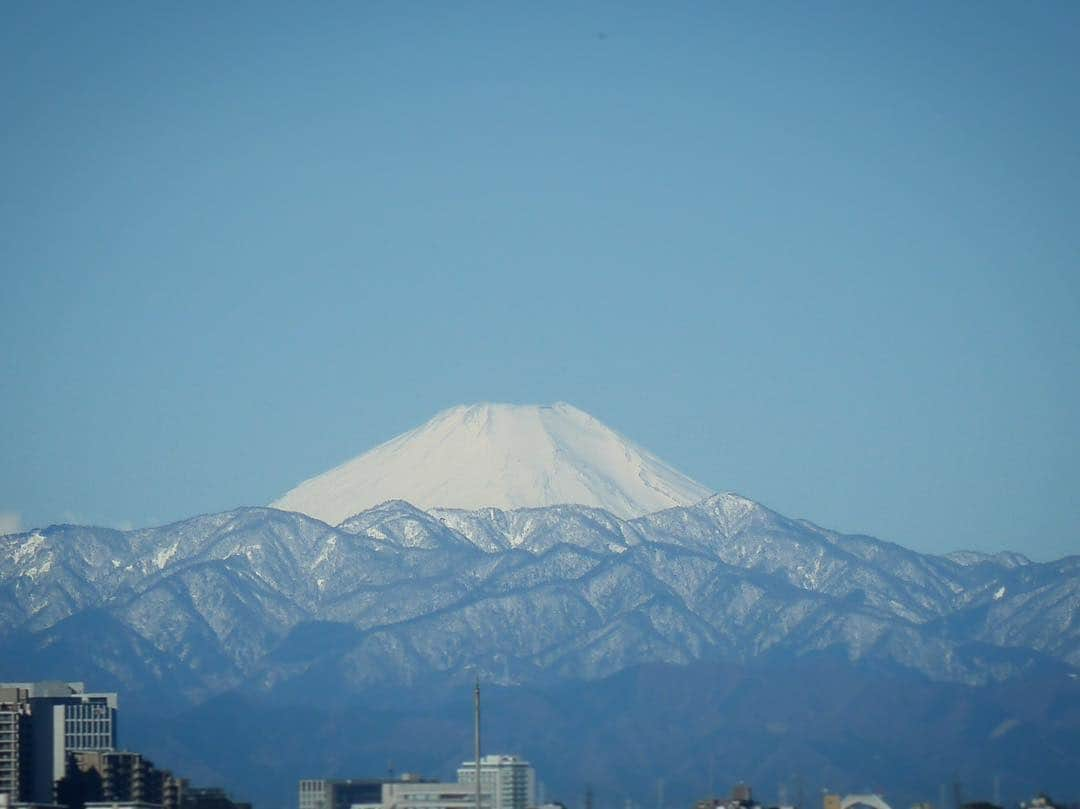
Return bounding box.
[271,402,713,524]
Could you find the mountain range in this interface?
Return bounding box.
[1,403,1076,808]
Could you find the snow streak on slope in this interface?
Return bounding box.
[272,403,713,524]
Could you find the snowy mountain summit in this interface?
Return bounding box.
[272,402,713,524]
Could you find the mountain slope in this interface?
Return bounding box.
[271,403,713,523]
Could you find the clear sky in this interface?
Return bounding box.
[2,2,1077,560]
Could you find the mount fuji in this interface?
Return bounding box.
[271,402,712,524]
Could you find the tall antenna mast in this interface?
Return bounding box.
[475,676,482,809]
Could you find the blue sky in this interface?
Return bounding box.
[1,2,1077,559]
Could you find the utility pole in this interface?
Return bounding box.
[475,677,482,809]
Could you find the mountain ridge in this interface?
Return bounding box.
[3,493,1076,704]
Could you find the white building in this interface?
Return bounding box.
[456,756,534,809]
[380,781,492,809]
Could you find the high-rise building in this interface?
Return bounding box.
[0,686,33,802]
[456,756,534,809]
[0,683,118,804]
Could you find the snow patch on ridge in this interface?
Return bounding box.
[154,540,180,570]
[13,531,45,564]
